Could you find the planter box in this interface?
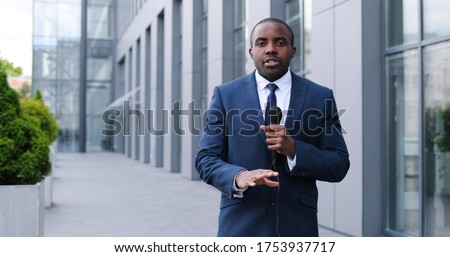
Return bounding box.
[44,174,52,208]
[44,141,57,208]
[0,182,44,236]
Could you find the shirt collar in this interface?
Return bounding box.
[255,69,292,92]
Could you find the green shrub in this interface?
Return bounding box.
[21,90,59,144]
[0,69,50,185]
[437,107,450,152]
[0,69,20,123]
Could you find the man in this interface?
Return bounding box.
[195,18,349,236]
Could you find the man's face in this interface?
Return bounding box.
[249,21,296,82]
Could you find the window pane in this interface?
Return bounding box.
[234,0,245,27]
[234,28,246,77]
[423,0,450,39]
[286,0,299,19]
[202,0,208,14]
[33,2,57,37]
[32,47,57,79]
[424,40,450,236]
[88,5,111,39]
[285,0,300,74]
[86,82,111,151]
[386,50,420,236]
[233,0,246,77]
[385,0,419,47]
[58,3,81,39]
[303,0,312,76]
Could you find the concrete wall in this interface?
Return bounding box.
[116,0,204,178]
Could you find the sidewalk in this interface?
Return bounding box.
[44,152,340,237]
[44,152,219,236]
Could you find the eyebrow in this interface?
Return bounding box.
[254,37,288,42]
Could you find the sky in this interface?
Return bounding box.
[0,0,33,77]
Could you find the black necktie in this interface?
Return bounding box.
[265,83,278,125]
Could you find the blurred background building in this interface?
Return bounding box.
[33,0,113,152]
[32,0,450,237]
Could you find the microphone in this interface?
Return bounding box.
[268,107,282,169]
[268,106,282,126]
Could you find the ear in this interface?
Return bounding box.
[291,46,297,58]
[249,47,254,59]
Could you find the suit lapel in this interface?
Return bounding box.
[239,72,266,143]
[285,72,307,130]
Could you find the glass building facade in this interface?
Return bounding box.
[85,0,114,152]
[385,0,450,236]
[33,0,82,152]
[32,0,114,152]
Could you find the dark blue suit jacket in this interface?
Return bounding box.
[195,71,350,236]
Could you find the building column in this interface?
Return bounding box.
[140,27,152,164]
[161,0,182,173]
[179,0,199,179]
[150,11,165,167]
[311,0,364,236]
[79,0,88,152]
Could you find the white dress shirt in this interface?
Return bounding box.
[255,69,291,125]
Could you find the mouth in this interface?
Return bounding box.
[263,57,281,68]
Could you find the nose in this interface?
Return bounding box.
[265,42,277,55]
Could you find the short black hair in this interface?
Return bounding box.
[250,18,295,47]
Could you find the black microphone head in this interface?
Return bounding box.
[268,106,282,125]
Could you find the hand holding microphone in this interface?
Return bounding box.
[261,107,296,159]
[235,107,294,190]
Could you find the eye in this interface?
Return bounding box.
[255,41,265,46]
[276,40,286,46]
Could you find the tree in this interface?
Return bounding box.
[0,57,22,77]
[21,90,59,144]
[0,59,50,185]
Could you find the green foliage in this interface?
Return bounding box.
[0,69,21,123]
[0,57,22,77]
[437,108,450,152]
[0,67,50,185]
[34,90,42,101]
[21,90,59,144]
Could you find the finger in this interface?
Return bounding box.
[262,177,279,187]
[262,125,278,132]
[254,169,278,176]
[269,124,285,131]
[267,143,282,151]
[266,138,280,145]
[261,171,279,179]
[247,181,256,187]
[266,130,287,139]
[265,132,278,138]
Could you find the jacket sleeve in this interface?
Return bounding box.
[289,90,350,182]
[195,86,245,199]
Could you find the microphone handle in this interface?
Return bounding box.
[268,107,282,171]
